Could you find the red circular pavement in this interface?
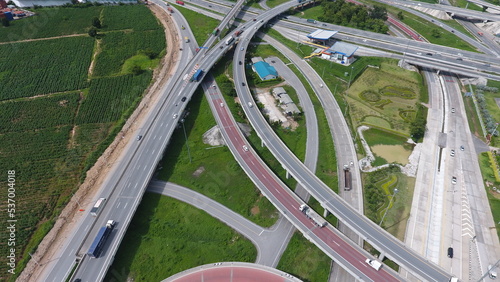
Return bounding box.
[164,262,300,282]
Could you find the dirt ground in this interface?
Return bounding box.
[18,3,178,281]
[254,84,299,130]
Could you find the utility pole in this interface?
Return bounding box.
[181,119,192,163]
[379,188,399,226]
[348,66,354,88]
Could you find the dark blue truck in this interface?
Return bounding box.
[87,220,115,258]
[191,69,204,82]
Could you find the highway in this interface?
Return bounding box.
[192,0,500,63]
[42,1,247,281]
[41,0,497,280]
[382,0,500,22]
[228,7,452,281]
[202,69,402,281]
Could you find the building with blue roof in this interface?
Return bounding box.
[252,61,278,81]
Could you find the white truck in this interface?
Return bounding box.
[365,259,382,271]
[90,197,106,216]
[225,36,234,45]
[299,204,327,227]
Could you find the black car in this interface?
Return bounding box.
[181,97,187,102]
[426,53,433,56]
[239,61,242,65]
[447,247,453,258]
[242,82,245,86]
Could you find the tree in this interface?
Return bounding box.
[370,6,387,21]
[131,65,143,75]
[92,17,101,28]
[1,18,10,27]
[141,48,158,59]
[88,27,97,37]
[431,29,441,38]
[397,11,404,20]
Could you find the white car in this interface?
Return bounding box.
[451,176,457,185]
[451,108,455,113]
[220,103,224,107]
[243,145,248,152]
[450,149,455,157]
[173,114,178,119]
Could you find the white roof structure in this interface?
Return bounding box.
[327,42,358,57]
[272,87,286,97]
[251,57,264,64]
[307,29,338,40]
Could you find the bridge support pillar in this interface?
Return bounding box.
[378,253,385,261]
[261,139,266,148]
[285,170,290,179]
[323,208,329,217]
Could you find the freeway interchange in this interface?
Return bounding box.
[41,0,500,281]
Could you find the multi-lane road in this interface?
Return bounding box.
[40,0,500,280]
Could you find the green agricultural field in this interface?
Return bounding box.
[0,4,165,279]
[92,29,165,76]
[0,92,79,133]
[101,4,161,31]
[0,36,94,100]
[347,61,423,136]
[76,72,152,124]
[0,6,103,42]
[107,193,257,281]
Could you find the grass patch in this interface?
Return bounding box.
[477,152,500,240]
[121,54,161,74]
[106,193,257,281]
[450,0,484,10]
[359,0,479,52]
[266,0,293,8]
[347,60,423,136]
[277,232,331,281]
[173,4,220,46]
[363,166,414,242]
[397,12,477,52]
[478,84,500,146]
[442,19,476,39]
[157,86,278,227]
[363,128,409,146]
[463,94,484,140]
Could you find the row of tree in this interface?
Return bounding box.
[318,0,389,34]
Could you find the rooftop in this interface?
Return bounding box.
[328,41,358,57]
[254,61,277,79]
[307,29,338,40]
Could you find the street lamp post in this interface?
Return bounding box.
[379,188,399,226]
[181,119,192,163]
[492,122,499,137]
[348,66,354,88]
